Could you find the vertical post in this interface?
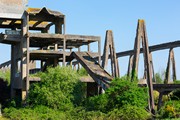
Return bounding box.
[88,43,90,52]
[10,45,16,98]
[165,48,177,83]
[157,92,163,111]
[98,39,101,65]
[54,19,63,66]
[171,49,177,81]
[21,11,29,100]
[131,21,141,79]
[78,47,81,70]
[142,20,155,114]
[63,36,66,66]
[63,16,66,34]
[149,53,156,82]
[70,49,72,66]
[127,55,133,77]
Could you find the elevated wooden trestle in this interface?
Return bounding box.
[0,0,180,115]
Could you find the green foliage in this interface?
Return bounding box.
[3,106,68,120]
[131,69,138,82]
[0,70,10,85]
[106,77,148,110]
[155,73,163,84]
[107,105,150,120]
[86,94,108,112]
[77,67,88,76]
[159,101,180,118]
[2,67,150,120]
[170,89,180,100]
[85,77,149,119]
[28,66,81,110]
[174,80,180,84]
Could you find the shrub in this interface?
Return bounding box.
[157,100,180,118]
[106,77,148,110]
[0,70,10,85]
[28,66,81,110]
[107,105,151,120]
[3,106,68,120]
[155,73,163,84]
[86,94,108,112]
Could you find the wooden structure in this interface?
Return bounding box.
[102,30,119,78]
[164,48,176,84]
[130,20,155,113]
[0,1,101,100]
[0,1,180,115]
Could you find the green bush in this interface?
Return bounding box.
[0,70,10,85]
[158,100,180,119]
[77,67,88,76]
[3,106,69,120]
[85,77,148,118]
[107,105,150,120]
[155,73,163,84]
[106,77,148,110]
[28,66,81,110]
[86,94,108,112]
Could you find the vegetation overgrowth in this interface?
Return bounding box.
[0,66,180,119]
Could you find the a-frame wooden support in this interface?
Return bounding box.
[102,30,119,78]
[131,20,155,114]
[164,48,177,84]
[143,53,156,82]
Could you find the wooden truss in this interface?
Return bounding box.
[130,20,155,114]
[164,48,177,84]
[102,30,119,78]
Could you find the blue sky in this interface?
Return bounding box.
[0,0,179,79]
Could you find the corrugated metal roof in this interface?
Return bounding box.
[27,7,64,17]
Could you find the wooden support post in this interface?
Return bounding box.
[131,20,155,114]
[88,43,90,52]
[21,12,29,100]
[127,55,134,77]
[78,47,81,70]
[157,92,163,111]
[165,48,177,84]
[98,40,101,65]
[62,36,66,66]
[10,45,17,98]
[149,53,156,82]
[102,30,119,78]
[70,49,72,66]
[63,16,66,34]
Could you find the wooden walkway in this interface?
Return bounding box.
[71,52,113,90]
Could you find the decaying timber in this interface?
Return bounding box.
[131,20,155,114]
[164,48,177,84]
[71,52,113,90]
[102,30,119,78]
[0,3,101,100]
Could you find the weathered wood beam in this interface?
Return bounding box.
[29,33,100,41]
[116,40,180,58]
[0,34,21,44]
[0,60,11,69]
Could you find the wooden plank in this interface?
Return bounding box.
[71,52,113,90]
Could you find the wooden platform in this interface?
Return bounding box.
[139,84,180,93]
[0,33,100,48]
